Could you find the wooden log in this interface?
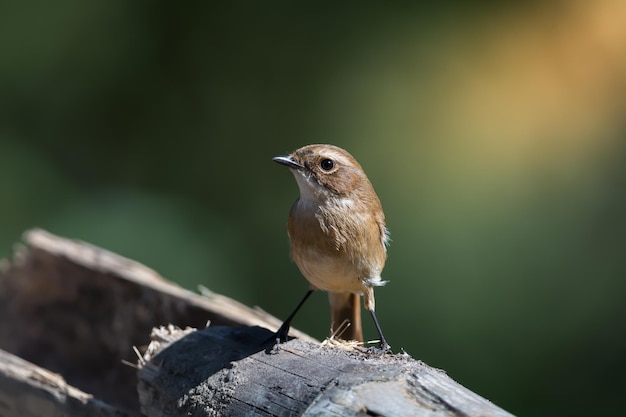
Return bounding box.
[137,325,515,417]
[0,229,313,416]
[0,349,124,417]
[0,229,516,416]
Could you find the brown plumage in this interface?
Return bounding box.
[273,144,390,349]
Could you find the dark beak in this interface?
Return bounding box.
[272,155,305,170]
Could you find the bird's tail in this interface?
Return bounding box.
[328,291,363,342]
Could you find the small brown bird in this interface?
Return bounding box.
[273,144,390,350]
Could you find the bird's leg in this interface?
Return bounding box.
[369,309,391,352]
[364,287,391,352]
[274,288,315,344]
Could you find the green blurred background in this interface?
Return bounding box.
[1,1,625,415]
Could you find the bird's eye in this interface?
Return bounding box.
[320,158,334,171]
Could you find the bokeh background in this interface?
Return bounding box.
[2,1,625,415]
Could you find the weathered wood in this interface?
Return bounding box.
[138,325,515,417]
[0,349,125,417]
[0,229,313,416]
[0,229,515,417]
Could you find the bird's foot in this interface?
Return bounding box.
[379,341,392,354]
[263,321,291,353]
[366,340,392,355]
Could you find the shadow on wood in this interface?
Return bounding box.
[0,229,515,417]
[138,325,515,417]
[0,229,312,416]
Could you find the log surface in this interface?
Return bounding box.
[0,229,312,416]
[138,325,515,417]
[0,229,516,417]
[0,349,124,417]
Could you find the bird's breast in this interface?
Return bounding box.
[287,197,385,292]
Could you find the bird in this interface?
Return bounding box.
[272,144,390,350]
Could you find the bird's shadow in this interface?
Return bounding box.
[143,325,285,397]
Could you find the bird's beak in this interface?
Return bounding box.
[272,155,305,170]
